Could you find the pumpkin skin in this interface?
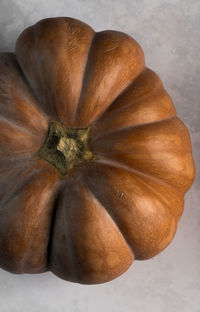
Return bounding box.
[0,17,195,285]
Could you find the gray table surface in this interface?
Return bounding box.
[0,0,199,311]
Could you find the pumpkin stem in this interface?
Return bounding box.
[36,120,96,175]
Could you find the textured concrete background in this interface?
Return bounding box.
[0,0,199,311]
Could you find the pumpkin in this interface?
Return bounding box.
[0,17,195,285]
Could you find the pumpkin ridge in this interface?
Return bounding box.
[96,67,165,115]
[90,66,147,127]
[16,178,61,273]
[128,171,183,220]
[94,87,173,129]
[0,157,35,200]
[0,166,45,209]
[92,85,165,129]
[101,159,182,220]
[46,180,65,271]
[60,178,88,283]
[0,115,34,137]
[92,115,177,141]
[34,25,60,119]
[66,23,96,125]
[16,18,96,124]
[93,156,183,198]
[15,24,58,119]
[14,51,41,114]
[50,175,134,284]
[84,161,178,260]
[0,53,49,136]
[82,175,135,259]
[0,116,45,156]
[0,167,61,273]
[50,178,86,283]
[10,53,39,109]
[0,154,32,167]
[74,30,145,126]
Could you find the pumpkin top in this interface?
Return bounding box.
[0,17,195,285]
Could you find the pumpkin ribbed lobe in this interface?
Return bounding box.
[36,120,96,176]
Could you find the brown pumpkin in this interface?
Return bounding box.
[0,17,195,284]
